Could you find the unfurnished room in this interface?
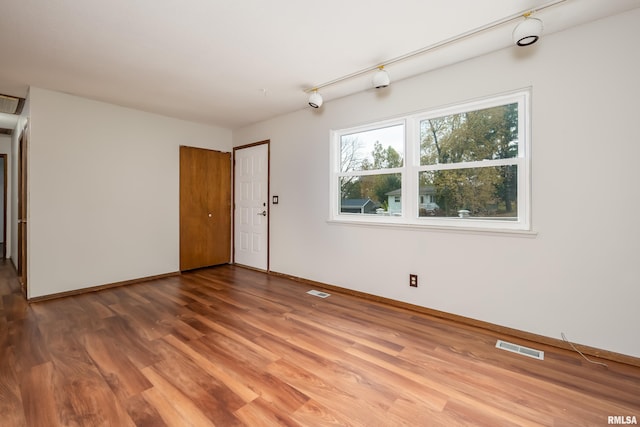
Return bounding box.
[0,1,639,426]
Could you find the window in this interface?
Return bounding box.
[330,90,530,231]
[336,122,404,217]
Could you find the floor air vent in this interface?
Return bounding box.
[307,290,330,298]
[496,340,544,360]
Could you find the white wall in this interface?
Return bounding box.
[233,9,640,358]
[28,88,232,298]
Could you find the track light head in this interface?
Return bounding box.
[308,90,323,108]
[513,16,543,47]
[372,66,390,89]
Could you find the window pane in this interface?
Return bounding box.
[420,103,518,165]
[418,166,517,219]
[341,124,404,172]
[340,173,402,215]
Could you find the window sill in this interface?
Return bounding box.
[326,218,538,238]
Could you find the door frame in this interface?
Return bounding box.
[0,153,7,261]
[17,129,27,296]
[232,140,270,271]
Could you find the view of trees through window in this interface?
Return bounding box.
[333,91,528,228]
[419,103,518,219]
[340,124,403,214]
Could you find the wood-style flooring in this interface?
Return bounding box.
[1,262,638,426]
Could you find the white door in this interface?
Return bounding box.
[234,143,269,270]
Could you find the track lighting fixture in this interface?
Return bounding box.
[372,66,390,89]
[305,1,562,108]
[308,89,323,108]
[513,14,543,46]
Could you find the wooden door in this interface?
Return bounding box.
[234,142,269,270]
[180,146,231,271]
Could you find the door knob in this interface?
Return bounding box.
[257,211,267,216]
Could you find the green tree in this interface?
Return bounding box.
[494,104,518,213]
[366,142,402,204]
[420,103,518,216]
[339,136,363,199]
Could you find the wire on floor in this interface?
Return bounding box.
[561,332,608,368]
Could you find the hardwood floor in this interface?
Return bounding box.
[1,261,638,426]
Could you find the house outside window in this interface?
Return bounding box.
[340,198,379,214]
[330,89,531,231]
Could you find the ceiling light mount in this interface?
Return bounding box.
[372,66,390,89]
[513,13,544,46]
[308,89,323,108]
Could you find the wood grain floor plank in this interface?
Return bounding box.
[19,362,60,427]
[345,343,549,426]
[265,357,388,427]
[231,307,309,342]
[34,313,136,427]
[410,344,635,422]
[286,310,404,356]
[3,293,28,322]
[442,398,525,427]
[142,386,202,427]
[118,285,153,306]
[30,295,89,325]
[1,262,638,426]
[401,345,571,416]
[386,344,558,424]
[275,331,405,407]
[0,331,27,427]
[50,346,136,426]
[137,283,192,313]
[123,394,167,427]
[81,297,115,319]
[141,365,218,427]
[259,319,450,417]
[386,395,450,427]
[290,399,357,427]
[190,312,280,362]
[286,330,451,414]
[6,317,50,377]
[99,315,165,369]
[151,338,247,416]
[233,396,299,427]
[83,330,153,400]
[194,334,311,415]
[107,303,172,341]
[159,316,205,342]
[163,334,260,403]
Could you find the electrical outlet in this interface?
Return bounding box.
[409,274,418,287]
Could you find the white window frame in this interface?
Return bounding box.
[330,118,407,224]
[329,89,531,232]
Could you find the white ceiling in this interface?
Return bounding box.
[0,0,638,129]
